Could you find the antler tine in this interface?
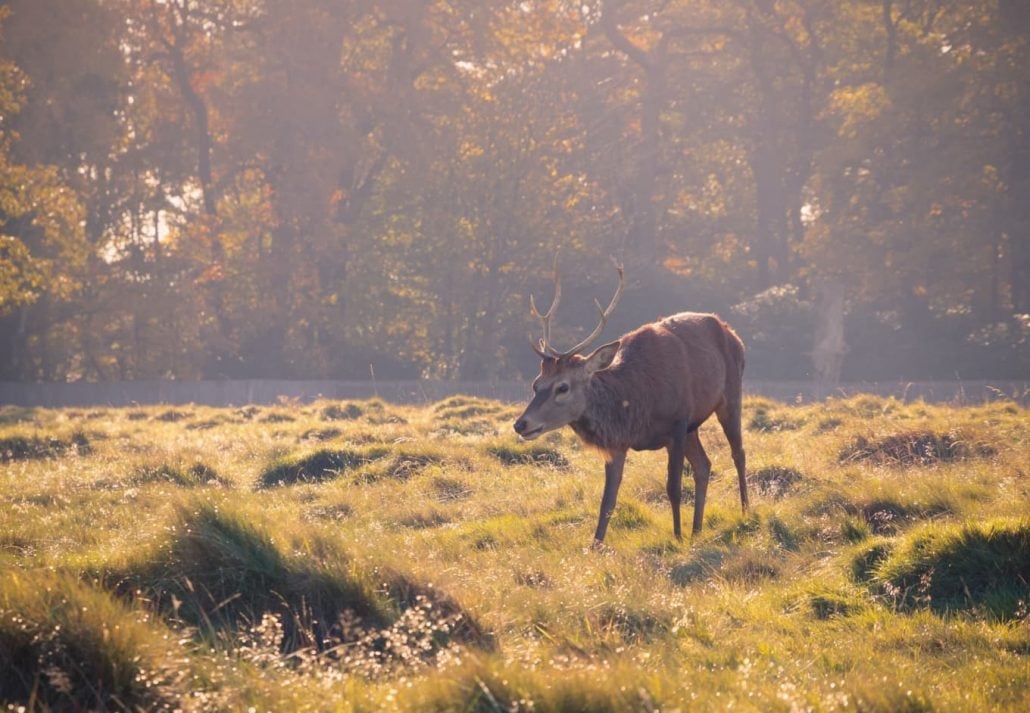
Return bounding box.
[557,258,625,357]
[529,252,562,356]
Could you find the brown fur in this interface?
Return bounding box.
[514,311,748,543]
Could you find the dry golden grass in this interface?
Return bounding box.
[0,395,1027,711]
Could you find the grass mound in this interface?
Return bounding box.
[0,432,90,461]
[432,395,486,411]
[155,409,191,422]
[111,504,389,650]
[398,510,451,529]
[109,504,493,658]
[431,476,472,501]
[130,460,226,487]
[337,399,408,425]
[486,442,569,468]
[320,402,363,421]
[720,549,781,583]
[747,404,804,432]
[839,430,995,465]
[383,572,495,651]
[588,603,670,643]
[235,405,261,420]
[259,446,389,487]
[258,411,295,423]
[184,418,224,430]
[807,591,861,620]
[304,502,354,521]
[0,406,36,425]
[862,498,920,535]
[0,571,180,710]
[752,465,804,498]
[872,519,1030,619]
[434,396,506,421]
[298,427,343,442]
[434,418,497,436]
[851,539,894,581]
[838,496,951,535]
[397,661,665,711]
[357,446,461,483]
[609,500,652,531]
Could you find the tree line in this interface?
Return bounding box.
[0,0,1027,384]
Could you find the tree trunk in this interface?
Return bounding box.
[601,5,667,269]
[812,279,846,397]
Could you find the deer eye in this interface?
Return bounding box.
[555,383,570,395]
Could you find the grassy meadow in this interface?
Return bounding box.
[0,394,1027,711]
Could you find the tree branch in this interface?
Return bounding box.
[600,0,654,70]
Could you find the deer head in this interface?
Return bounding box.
[513,256,624,440]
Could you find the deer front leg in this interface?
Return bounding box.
[666,422,687,540]
[593,450,627,545]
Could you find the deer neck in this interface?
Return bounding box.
[571,371,634,452]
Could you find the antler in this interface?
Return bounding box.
[528,255,625,359]
[554,257,624,358]
[529,252,562,358]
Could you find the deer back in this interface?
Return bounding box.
[573,313,742,454]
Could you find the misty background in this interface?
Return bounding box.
[0,0,1027,390]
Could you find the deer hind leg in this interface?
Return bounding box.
[666,422,688,540]
[684,430,712,535]
[716,397,749,513]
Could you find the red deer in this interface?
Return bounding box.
[513,259,749,545]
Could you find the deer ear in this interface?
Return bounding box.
[584,340,620,373]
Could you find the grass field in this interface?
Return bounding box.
[0,394,1027,711]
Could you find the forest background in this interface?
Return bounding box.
[0,0,1027,386]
